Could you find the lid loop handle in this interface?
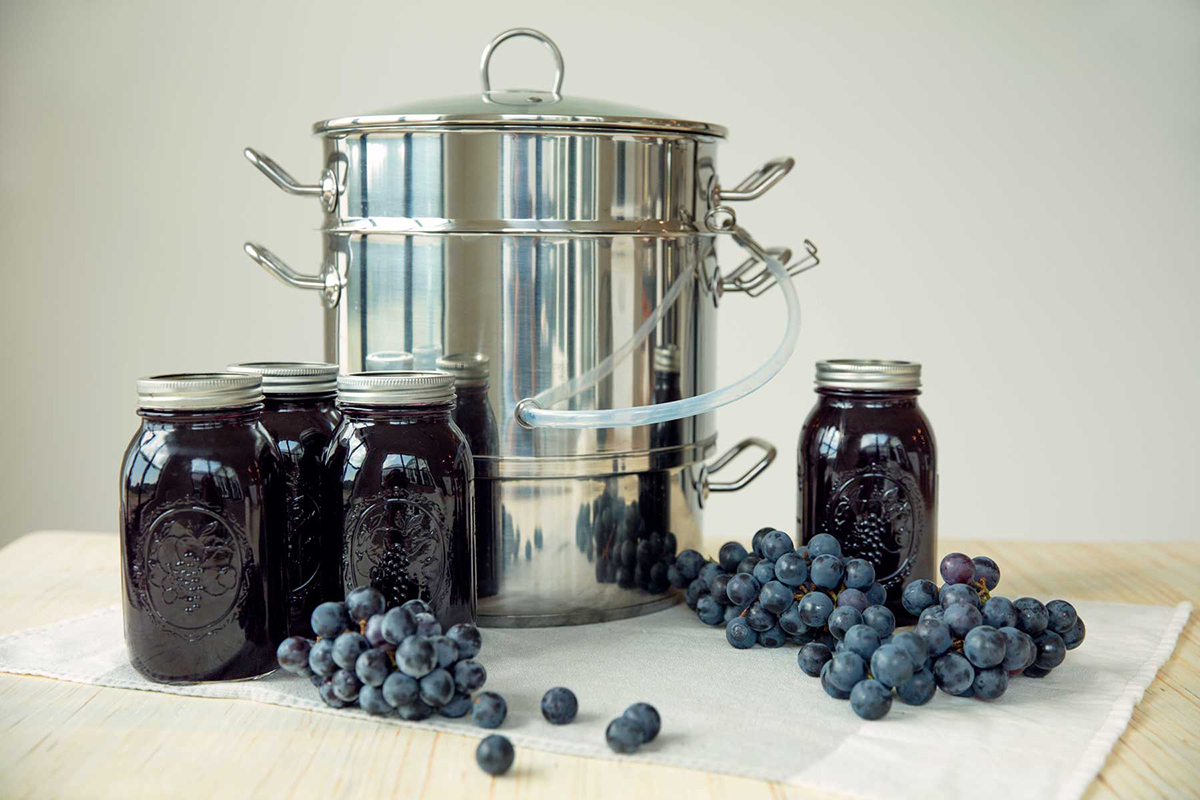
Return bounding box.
[480,28,565,99]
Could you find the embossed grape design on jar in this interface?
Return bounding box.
[324,371,476,627]
[120,373,287,683]
[227,362,341,635]
[797,361,937,623]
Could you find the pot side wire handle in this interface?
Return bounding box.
[243,242,342,307]
[244,148,338,212]
[703,438,777,496]
[515,226,803,430]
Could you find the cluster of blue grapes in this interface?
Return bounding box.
[670,528,891,653]
[275,587,507,727]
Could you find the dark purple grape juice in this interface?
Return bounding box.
[324,372,476,628]
[797,361,937,622]
[120,374,287,683]
[228,363,341,635]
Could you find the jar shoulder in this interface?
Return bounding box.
[121,419,281,495]
[798,399,936,461]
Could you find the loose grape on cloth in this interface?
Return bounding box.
[0,599,1189,800]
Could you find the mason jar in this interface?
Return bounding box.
[227,362,341,634]
[797,360,938,622]
[119,373,287,682]
[324,371,476,626]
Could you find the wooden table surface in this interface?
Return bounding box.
[0,532,1195,799]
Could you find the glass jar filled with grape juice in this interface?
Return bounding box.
[324,371,476,627]
[227,362,341,634]
[120,373,287,683]
[797,360,937,622]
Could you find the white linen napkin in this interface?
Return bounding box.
[0,599,1188,800]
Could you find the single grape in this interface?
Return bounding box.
[1034,630,1067,669]
[774,552,809,586]
[696,594,724,626]
[709,573,733,606]
[623,702,661,742]
[615,566,634,588]
[1062,617,1086,650]
[414,612,442,638]
[1045,600,1078,634]
[419,668,455,707]
[453,659,487,693]
[761,530,795,561]
[837,588,869,612]
[605,717,644,754]
[972,666,1008,700]
[820,660,852,699]
[752,559,778,587]
[843,623,882,662]
[810,554,845,590]
[446,622,482,659]
[331,668,362,702]
[428,635,459,669]
[933,652,975,695]
[850,678,893,720]
[699,562,723,589]
[864,583,887,606]
[666,564,685,589]
[843,558,876,591]
[476,734,515,775]
[726,616,758,649]
[331,632,369,671]
[317,677,349,708]
[736,555,761,575]
[541,687,579,724]
[725,573,760,607]
[1023,664,1054,679]
[939,552,975,585]
[381,607,418,645]
[962,626,1006,669]
[940,583,981,610]
[718,541,748,572]
[675,549,705,581]
[648,561,670,594]
[472,691,507,729]
[807,533,842,558]
[758,580,794,616]
[354,647,392,687]
[901,579,940,616]
[311,601,351,639]
[944,603,984,640]
[397,700,433,720]
[359,684,393,715]
[662,532,677,558]
[972,556,1001,590]
[778,604,809,636]
[862,605,896,638]
[685,579,708,610]
[397,636,436,678]
[891,631,930,669]
[798,642,833,676]
[1013,597,1049,636]
[827,651,868,692]
[870,644,915,688]
[382,671,419,707]
[982,596,1017,629]
[896,667,936,705]
[919,605,945,623]
[364,614,388,647]
[308,637,337,677]
[751,526,774,557]
[915,617,953,657]
[999,626,1036,672]
[724,603,747,624]
[276,637,313,674]
[345,586,387,623]
[759,624,787,648]
[828,606,863,640]
[439,692,473,718]
[797,591,835,627]
[400,598,430,617]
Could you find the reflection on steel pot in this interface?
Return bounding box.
[243,28,820,626]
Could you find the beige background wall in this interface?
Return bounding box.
[1,0,1197,548]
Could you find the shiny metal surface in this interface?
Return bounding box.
[137,373,263,410]
[815,360,922,391]
[336,370,457,406]
[244,148,337,212]
[226,361,338,395]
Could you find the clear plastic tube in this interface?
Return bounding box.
[518,249,800,429]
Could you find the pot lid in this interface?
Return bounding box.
[314,29,727,138]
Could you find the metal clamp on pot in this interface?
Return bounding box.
[242,28,821,626]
